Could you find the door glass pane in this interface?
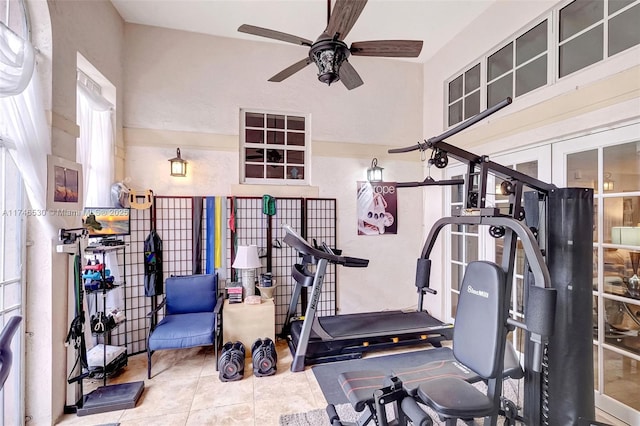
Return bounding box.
[603,339,640,410]
[451,175,464,203]
[604,142,640,194]
[559,24,604,78]
[608,4,640,56]
[451,264,463,291]
[559,0,604,42]
[451,234,462,262]
[451,291,459,317]
[465,235,478,263]
[488,42,513,81]
[487,73,513,108]
[516,20,548,66]
[567,149,597,192]
[515,55,547,97]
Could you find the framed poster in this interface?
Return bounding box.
[356,181,397,235]
[47,155,83,210]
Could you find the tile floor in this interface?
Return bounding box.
[56,340,629,426]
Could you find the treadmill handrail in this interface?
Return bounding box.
[283,224,369,268]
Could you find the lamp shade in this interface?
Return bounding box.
[232,245,261,269]
[611,227,640,246]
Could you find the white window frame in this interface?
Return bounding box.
[239,108,311,185]
[445,0,640,128]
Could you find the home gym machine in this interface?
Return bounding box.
[327,97,595,425]
[390,98,594,425]
[282,225,454,372]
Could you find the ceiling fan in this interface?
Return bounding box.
[238,0,423,90]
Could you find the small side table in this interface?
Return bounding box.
[223,299,275,356]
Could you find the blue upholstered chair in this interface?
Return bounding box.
[147,274,223,379]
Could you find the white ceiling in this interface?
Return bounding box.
[110,0,498,63]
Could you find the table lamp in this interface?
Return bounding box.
[611,226,640,289]
[232,245,261,297]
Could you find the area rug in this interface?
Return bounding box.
[279,403,356,426]
[311,347,454,405]
[291,348,523,425]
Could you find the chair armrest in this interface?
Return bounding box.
[147,298,166,318]
[213,297,224,315]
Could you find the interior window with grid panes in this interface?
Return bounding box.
[242,110,308,184]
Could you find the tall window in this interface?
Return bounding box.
[240,109,310,185]
[76,68,114,206]
[0,0,28,424]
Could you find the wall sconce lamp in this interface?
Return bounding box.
[603,172,614,192]
[232,245,262,298]
[169,148,187,177]
[367,158,384,182]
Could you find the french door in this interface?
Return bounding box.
[552,122,640,425]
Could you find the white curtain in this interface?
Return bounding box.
[76,82,114,207]
[0,21,50,213]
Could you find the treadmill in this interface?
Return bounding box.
[281,224,453,372]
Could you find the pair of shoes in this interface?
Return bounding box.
[251,337,277,377]
[219,341,245,382]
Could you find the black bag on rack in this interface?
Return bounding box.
[144,230,163,297]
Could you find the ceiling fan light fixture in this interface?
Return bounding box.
[310,39,349,86]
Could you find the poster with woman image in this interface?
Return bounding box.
[357,181,397,235]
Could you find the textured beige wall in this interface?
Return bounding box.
[122,23,426,314]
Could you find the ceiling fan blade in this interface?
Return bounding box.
[339,61,363,90]
[325,0,367,40]
[268,58,312,82]
[350,40,423,57]
[238,24,313,46]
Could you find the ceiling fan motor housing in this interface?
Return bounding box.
[309,39,350,86]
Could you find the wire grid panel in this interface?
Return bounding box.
[228,197,266,281]
[271,198,304,331]
[306,198,337,317]
[113,207,152,355]
[155,196,195,277]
